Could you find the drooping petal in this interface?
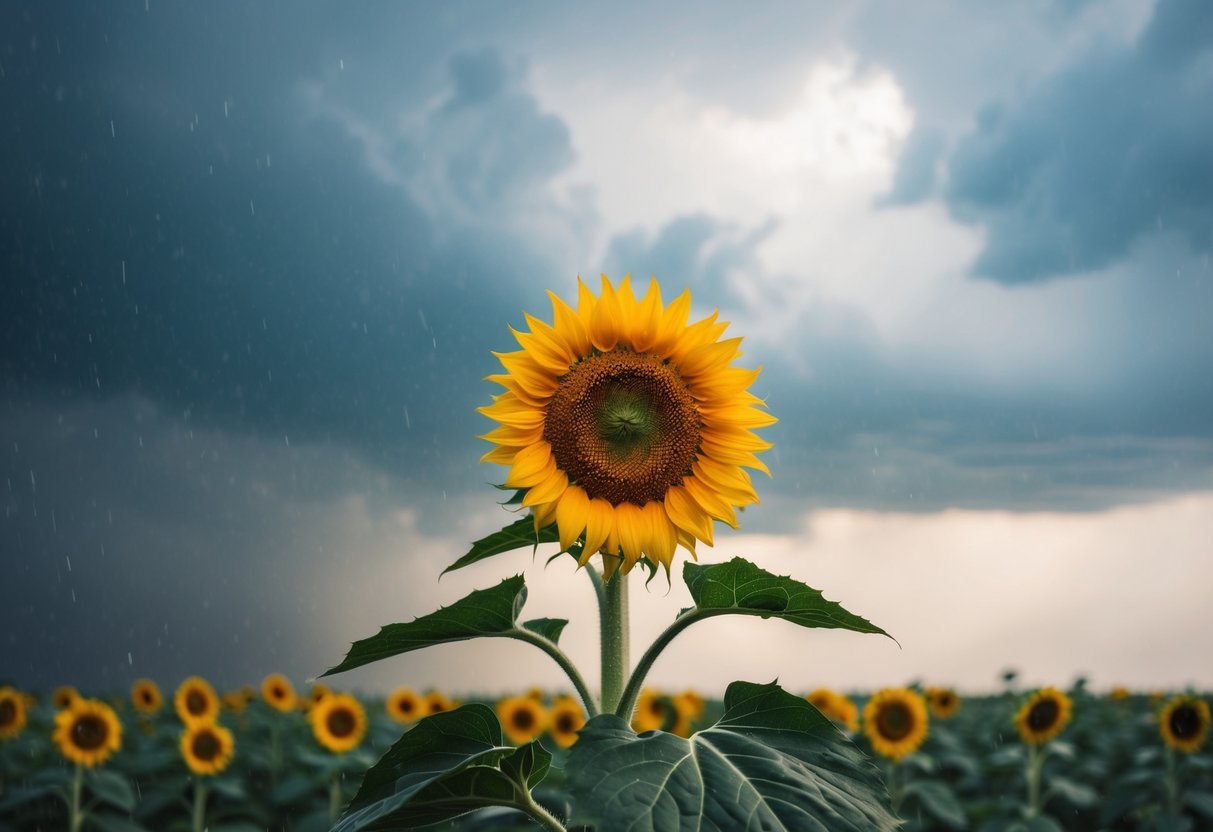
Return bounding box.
[643,500,677,571]
[505,442,553,488]
[521,467,569,508]
[664,484,715,546]
[555,486,591,552]
[613,501,645,570]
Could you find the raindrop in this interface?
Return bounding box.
[65,555,71,572]
[29,469,35,493]
[121,260,126,284]
[284,435,290,447]
[128,652,133,665]
[873,446,879,456]
[110,120,115,138]
[340,58,345,70]
[71,588,76,603]
[249,199,255,216]
[224,100,229,118]
[404,407,411,429]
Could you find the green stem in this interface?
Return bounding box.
[506,629,599,717]
[191,778,208,832]
[329,769,343,825]
[600,571,629,716]
[518,785,568,832]
[68,764,83,832]
[888,761,904,815]
[1165,746,1179,816]
[1025,743,1044,817]
[616,608,721,719]
[585,562,607,614]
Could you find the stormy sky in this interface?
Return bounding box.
[3,0,1211,699]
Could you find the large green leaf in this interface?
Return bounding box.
[681,557,891,638]
[333,705,552,832]
[567,680,897,831]
[323,576,528,676]
[443,516,560,575]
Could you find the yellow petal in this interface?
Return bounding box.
[678,337,743,381]
[584,497,614,558]
[555,486,591,551]
[589,275,623,352]
[653,288,691,356]
[664,485,715,546]
[505,442,553,488]
[532,500,558,533]
[493,351,558,400]
[685,475,739,528]
[548,290,592,359]
[699,437,771,475]
[521,468,569,507]
[614,501,644,570]
[630,278,664,353]
[643,501,677,571]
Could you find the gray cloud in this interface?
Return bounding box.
[941,0,1213,282]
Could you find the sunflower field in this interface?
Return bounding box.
[1,677,1210,831]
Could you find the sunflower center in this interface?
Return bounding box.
[876,702,915,741]
[1170,705,1200,740]
[397,699,415,715]
[186,691,207,715]
[1028,699,1060,732]
[555,712,577,733]
[141,691,154,705]
[545,350,699,506]
[72,715,109,751]
[512,708,536,731]
[192,730,221,762]
[327,708,356,738]
[0,699,15,726]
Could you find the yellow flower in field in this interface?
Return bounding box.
[175,677,220,726]
[1109,686,1130,702]
[497,695,547,746]
[926,686,961,719]
[1015,687,1072,745]
[547,697,585,749]
[131,679,163,715]
[527,687,546,702]
[181,721,235,776]
[479,276,775,578]
[386,687,426,724]
[806,688,859,732]
[1159,696,1210,754]
[424,691,455,715]
[222,687,254,714]
[863,688,929,761]
[671,689,706,736]
[53,685,81,710]
[261,673,297,712]
[310,692,368,754]
[53,698,122,767]
[631,689,674,733]
[306,683,332,712]
[0,686,28,740]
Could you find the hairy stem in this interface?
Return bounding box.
[507,629,599,718]
[600,572,629,715]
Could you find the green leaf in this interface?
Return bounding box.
[522,617,569,645]
[443,517,560,575]
[902,780,966,830]
[1044,775,1098,809]
[333,705,551,831]
[86,769,136,812]
[1185,791,1213,821]
[86,814,153,832]
[567,680,897,831]
[681,557,891,638]
[324,576,528,676]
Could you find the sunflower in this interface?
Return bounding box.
[131,679,164,715]
[671,689,706,737]
[497,695,547,746]
[926,686,961,719]
[174,677,220,726]
[261,673,297,712]
[0,686,28,740]
[1015,687,1073,745]
[479,276,775,578]
[547,696,585,749]
[1159,695,1211,754]
[53,698,123,767]
[806,688,859,732]
[309,692,368,754]
[1109,686,1130,702]
[386,687,426,725]
[181,721,235,776]
[863,688,929,761]
[222,687,254,714]
[631,688,675,733]
[424,691,455,715]
[53,685,81,710]
[307,683,332,711]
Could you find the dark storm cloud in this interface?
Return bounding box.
[0,3,572,501]
[940,0,1213,283]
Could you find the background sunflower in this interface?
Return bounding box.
[131,678,163,715]
[174,676,220,725]
[310,692,367,754]
[547,697,585,749]
[386,687,425,725]
[480,276,775,577]
[1159,695,1211,754]
[53,698,123,767]
[1015,687,1073,745]
[863,687,929,761]
[496,695,547,746]
[261,672,297,712]
[0,686,27,740]
[926,686,961,719]
[181,721,235,776]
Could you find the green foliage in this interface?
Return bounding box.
[323,577,530,676]
[333,705,551,831]
[442,517,561,575]
[681,557,891,638]
[566,681,898,832]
